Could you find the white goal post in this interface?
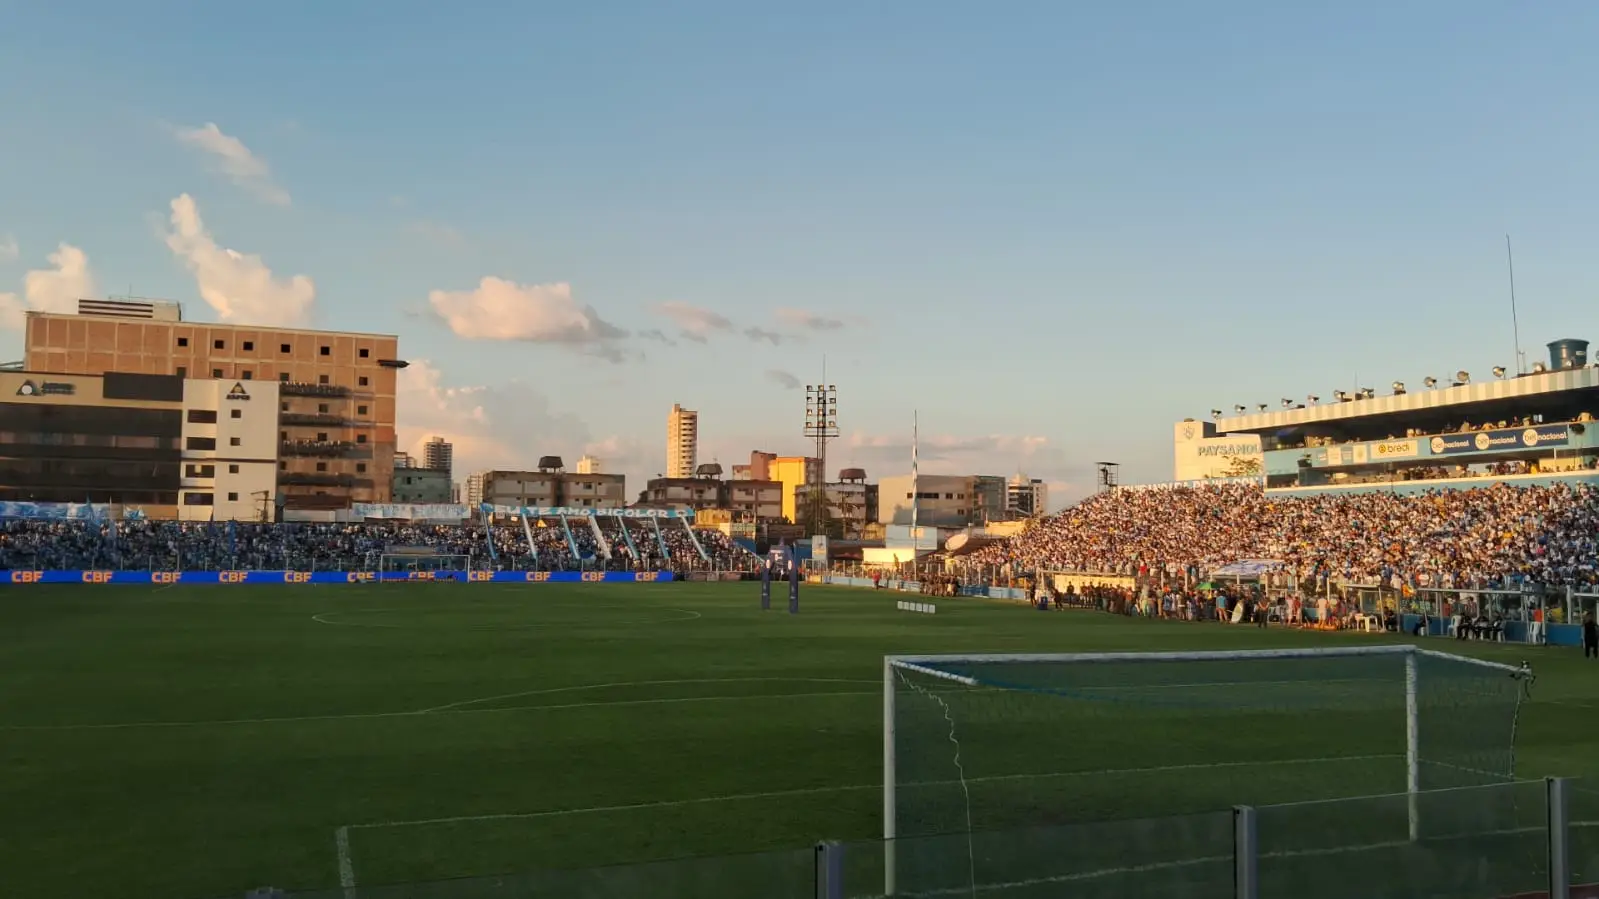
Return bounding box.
[881,644,1531,898]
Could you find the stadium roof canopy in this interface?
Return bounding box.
[1212,367,1599,437]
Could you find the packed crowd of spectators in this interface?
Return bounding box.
[0,517,760,572]
[965,481,1599,590]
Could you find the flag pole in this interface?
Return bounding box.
[910,410,918,533]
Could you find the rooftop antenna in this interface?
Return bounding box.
[1507,235,1525,375]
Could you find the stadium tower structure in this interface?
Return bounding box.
[1173,337,1599,496]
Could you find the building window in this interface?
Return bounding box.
[356,463,367,473]
[176,366,187,378]
[317,403,328,413]
[280,343,291,353]
[358,376,369,386]
[243,341,254,351]
[230,409,241,419]
[318,374,329,384]
[184,463,216,478]
[316,432,328,441]
[211,368,223,378]
[357,405,367,415]
[279,431,287,441]
[278,461,287,470]
[320,345,330,356]
[213,339,225,349]
[356,434,367,444]
[229,436,241,447]
[177,336,189,347]
[359,348,370,358]
[182,492,214,506]
[241,370,252,380]
[280,402,288,411]
[228,464,239,474]
[186,436,217,451]
[187,409,217,424]
[227,492,239,502]
[315,462,328,472]
[279,373,289,382]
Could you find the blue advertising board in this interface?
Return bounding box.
[3,570,676,585]
[1427,424,1570,456]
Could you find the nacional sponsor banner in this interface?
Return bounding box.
[3,570,676,585]
[353,503,472,520]
[1427,424,1570,456]
[0,501,112,521]
[1120,477,1265,492]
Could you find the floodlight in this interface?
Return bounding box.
[1392,381,1405,394]
[1424,376,1437,388]
[1455,370,1470,383]
[1492,366,1506,378]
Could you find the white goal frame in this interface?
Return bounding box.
[881,644,1528,897]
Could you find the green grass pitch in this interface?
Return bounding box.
[1,581,1596,899]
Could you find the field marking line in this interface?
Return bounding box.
[415,676,879,713]
[348,753,1400,831]
[309,607,704,630]
[872,818,1599,899]
[0,681,882,732]
[334,825,356,895]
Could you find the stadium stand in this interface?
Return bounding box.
[0,518,760,572]
[964,480,1599,590]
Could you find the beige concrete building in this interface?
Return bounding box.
[475,467,626,510]
[24,300,402,511]
[666,403,698,479]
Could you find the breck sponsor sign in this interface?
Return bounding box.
[1371,440,1419,459]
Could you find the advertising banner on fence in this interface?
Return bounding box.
[0,501,113,521]
[4,570,676,585]
[352,503,472,521]
[1428,424,1571,456]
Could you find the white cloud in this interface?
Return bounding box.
[163,193,316,326]
[0,235,17,264]
[396,360,651,485]
[174,123,291,206]
[765,369,801,389]
[427,277,628,361]
[744,326,785,345]
[775,307,846,331]
[655,301,734,343]
[0,243,98,330]
[838,429,1079,508]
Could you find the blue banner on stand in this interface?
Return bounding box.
[2,570,676,585]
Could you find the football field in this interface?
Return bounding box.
[1,581,1596,899]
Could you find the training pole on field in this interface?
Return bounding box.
[787,542,800,614]
[760,552,773,610]
[878,644,1531,898]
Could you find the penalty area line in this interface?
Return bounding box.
[346,753,1398,831]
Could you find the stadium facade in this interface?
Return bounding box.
[1175,337,1599,494]
[0,369,278,519]
[24,299,403,510]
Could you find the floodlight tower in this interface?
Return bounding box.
[1096,462,1120,493]
[804,373,839,535]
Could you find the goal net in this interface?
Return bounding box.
[376,552,473,577]
[883,645,1531,897]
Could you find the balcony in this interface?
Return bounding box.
[278,472,374,488]
[280,440,372,459]
[279,412,347,427]
[280,382,353,398]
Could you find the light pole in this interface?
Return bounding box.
[804,381,838,535]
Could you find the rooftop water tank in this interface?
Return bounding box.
[1547,339,1589,371]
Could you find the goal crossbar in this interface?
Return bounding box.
[881,645,1531,897]
[887,645,1530,676]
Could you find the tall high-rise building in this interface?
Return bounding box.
[667,403,698,479]
[576,454,601,474]
[24,300,402,511]
[422,436,453,475]
[1005,472,1048,518]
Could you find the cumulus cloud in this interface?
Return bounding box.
[0,235,17,264]
[775,307,846,332]
[744,326,785,345]
[0,243,99,330]
[174,123,291,206]
[655,301,735,343]
[838,429,1078,510]
[427,277,628,361]
[638,328,676,346]
[396,360,652,485]
[163,193,315,326]
[765,369,801,389]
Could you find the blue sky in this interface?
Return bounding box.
[3,3,1598,506]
